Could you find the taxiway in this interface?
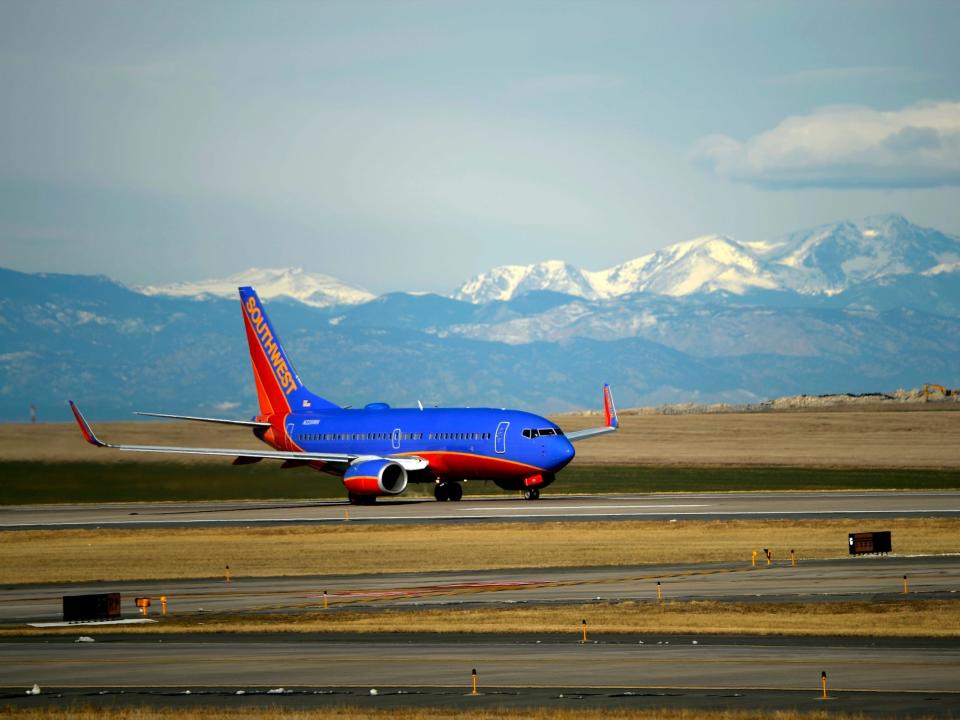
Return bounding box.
[2,635,958,716]
[3,489,960,530]
[2,556,957,625]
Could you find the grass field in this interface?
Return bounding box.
[3,407,959,470]
[3,462,960,504]
[2,518,957,584]
[2,408,957,504]
[5,599,955,639]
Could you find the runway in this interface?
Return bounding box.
[3,636,959,716]
[4,489,960,529]
[5,492,959,716]
[3,556,958,625]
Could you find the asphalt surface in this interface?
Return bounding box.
[2,636,959,716]
[3,556,959,625]
[4,490,959,716]
[4,489,960,529]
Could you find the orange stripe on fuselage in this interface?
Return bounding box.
[396,450,545,480]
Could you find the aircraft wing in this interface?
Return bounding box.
[134,411,272,428]
[565,384,619,443]
[69,402,427,471]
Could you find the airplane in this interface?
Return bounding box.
[70,286,619,504]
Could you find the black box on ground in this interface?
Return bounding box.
[62,592,121,621]
[848,531,892,555]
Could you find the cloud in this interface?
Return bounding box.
[694,101,960,189]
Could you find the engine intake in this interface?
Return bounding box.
[343,459,409,497]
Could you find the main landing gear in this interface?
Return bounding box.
[523,488,541,500]
[434,482,463,502]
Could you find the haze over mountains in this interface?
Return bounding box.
[2,214,958,421]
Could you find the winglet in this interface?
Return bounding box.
[603,384,619,429]
[68,401,106,447]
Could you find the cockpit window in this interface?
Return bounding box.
[522,427,563,438]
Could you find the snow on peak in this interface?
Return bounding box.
[452,215,960,304]
[454,260,596,303]
[139,267,375,308]
[763,216,960,291]
[602,234,777,297]
[456,235,779,303]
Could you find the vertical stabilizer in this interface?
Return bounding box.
[238,286,339,415]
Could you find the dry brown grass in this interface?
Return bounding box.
[6,599,955,639]
[0,707,885,720]
[562,409,960,468]
[258,599,956,638]
[3,518,958,585]
[4,407,959,468]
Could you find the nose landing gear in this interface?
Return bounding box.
[434,481,463,502]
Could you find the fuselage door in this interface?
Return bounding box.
[495,421,509,454]
[391,428,401,450]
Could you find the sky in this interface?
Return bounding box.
[1,0,959,294]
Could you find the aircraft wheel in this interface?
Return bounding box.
[447,482,463,502]
[434,483,450,502]
[524,488,540,500]
[348,493,376,505]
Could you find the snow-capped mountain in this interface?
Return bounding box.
[4,263,958,421]
[754,214,960,293]
[139,267,375,308]
[454,215,960,303]
[452,260,595,303]
[591,234,783,297]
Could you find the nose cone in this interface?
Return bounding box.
[548,436,576,471]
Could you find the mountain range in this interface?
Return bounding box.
[1,214,958,421]
[451,214,960,303]
[139,267,375,308]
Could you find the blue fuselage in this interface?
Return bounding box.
[278,406,575,483]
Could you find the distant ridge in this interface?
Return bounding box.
[129,215,960,307]
[139,267,374,308]
[454,214,960,303]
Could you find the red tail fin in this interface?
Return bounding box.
[238,286,339,416]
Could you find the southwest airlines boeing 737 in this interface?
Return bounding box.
[70,286,618,504]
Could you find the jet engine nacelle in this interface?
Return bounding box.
[343,458,409,497]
